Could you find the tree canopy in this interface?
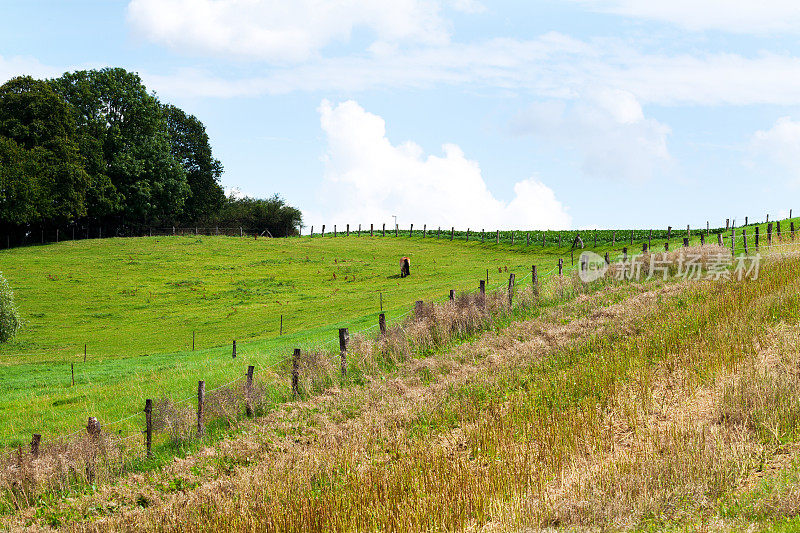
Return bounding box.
[0,67,302,236]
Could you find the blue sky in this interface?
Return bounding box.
[2,0,800,230]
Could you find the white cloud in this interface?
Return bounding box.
[312,99,571,229]
[750,117,800,182]
[126,0,450,63]
[137,35,800,108]
[569,0,800,34]
[0,55,62,82]
[511,89,671,181]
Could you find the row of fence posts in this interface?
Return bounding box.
[24,228,795,472]
[24,264,556,464]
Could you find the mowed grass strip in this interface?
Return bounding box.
[0,234,578,448]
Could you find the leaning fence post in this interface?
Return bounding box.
[339,328,349,378]
[379,313,386,336]
[507,273,515,307]
[144,399,153,457]
[197,381,205,437]
[292,349,300,397]
[532,265,538,295]
[31,434,41,458]
[245,366,254,417]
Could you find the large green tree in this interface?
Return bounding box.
[0,76,91,225]
[163,104,225,223]
[52,68,188,225]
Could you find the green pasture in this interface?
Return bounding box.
[0,221,791,450]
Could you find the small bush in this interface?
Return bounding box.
[0,271,20,342]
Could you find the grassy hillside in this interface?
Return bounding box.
[5,234,800,531]
[0,232,599,449]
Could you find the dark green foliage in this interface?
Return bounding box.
[215,194,303,237]
[0,68,301,235]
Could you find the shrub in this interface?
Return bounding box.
[0,271,21,342]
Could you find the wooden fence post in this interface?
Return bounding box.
[451,227,455,241]
[482,229,485,243]
[245,366,254,417]
[683,237,689,247]
[532,265,538,295]
[768,222,773,245]
[197,381,205,437]
[339,328,349,378]
[310,226,314,236]
[466,229,470,242]
[409,224,413,237]
[745,216,748,226]
[687,224,690,237]
[449,289,455,301]
[667,226,671,240]
[321,225,325,237]
[71,363,75,386]
[437,227,440,239]
[507,273,515,307]
[755,226,760,249]
[717,233,723,247]
[334,225,338,237]
[479,280,485,297]
[665,242,669,251]
[700,233,705,246]
[371,224,374,237]
[623,247,628,262]
[346,224,350,237]
[382,223,385,237]
[86,417,100,484]
[594,230,597,247]
[144,399,153,457]
[292,349,300,397]
[379,313,386,335]
[31,434,41,458]
[415,300,424,319]
[395,224,398,237]
[743,229,748,254]
[232,340,237,358]
[642,242,648,253]
[496,230,500,244]
[358,224,361,236]
[558,258,563,276]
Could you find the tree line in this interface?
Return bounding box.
[0,68,302,240]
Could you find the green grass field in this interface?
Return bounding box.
[0,232,581,449]
[0,220,791,451]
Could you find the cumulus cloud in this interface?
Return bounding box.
[313,99,571,229]
[750,117,800,182]
[511,89,671,181]
[126,0,450,63]
[569,0,800,34]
